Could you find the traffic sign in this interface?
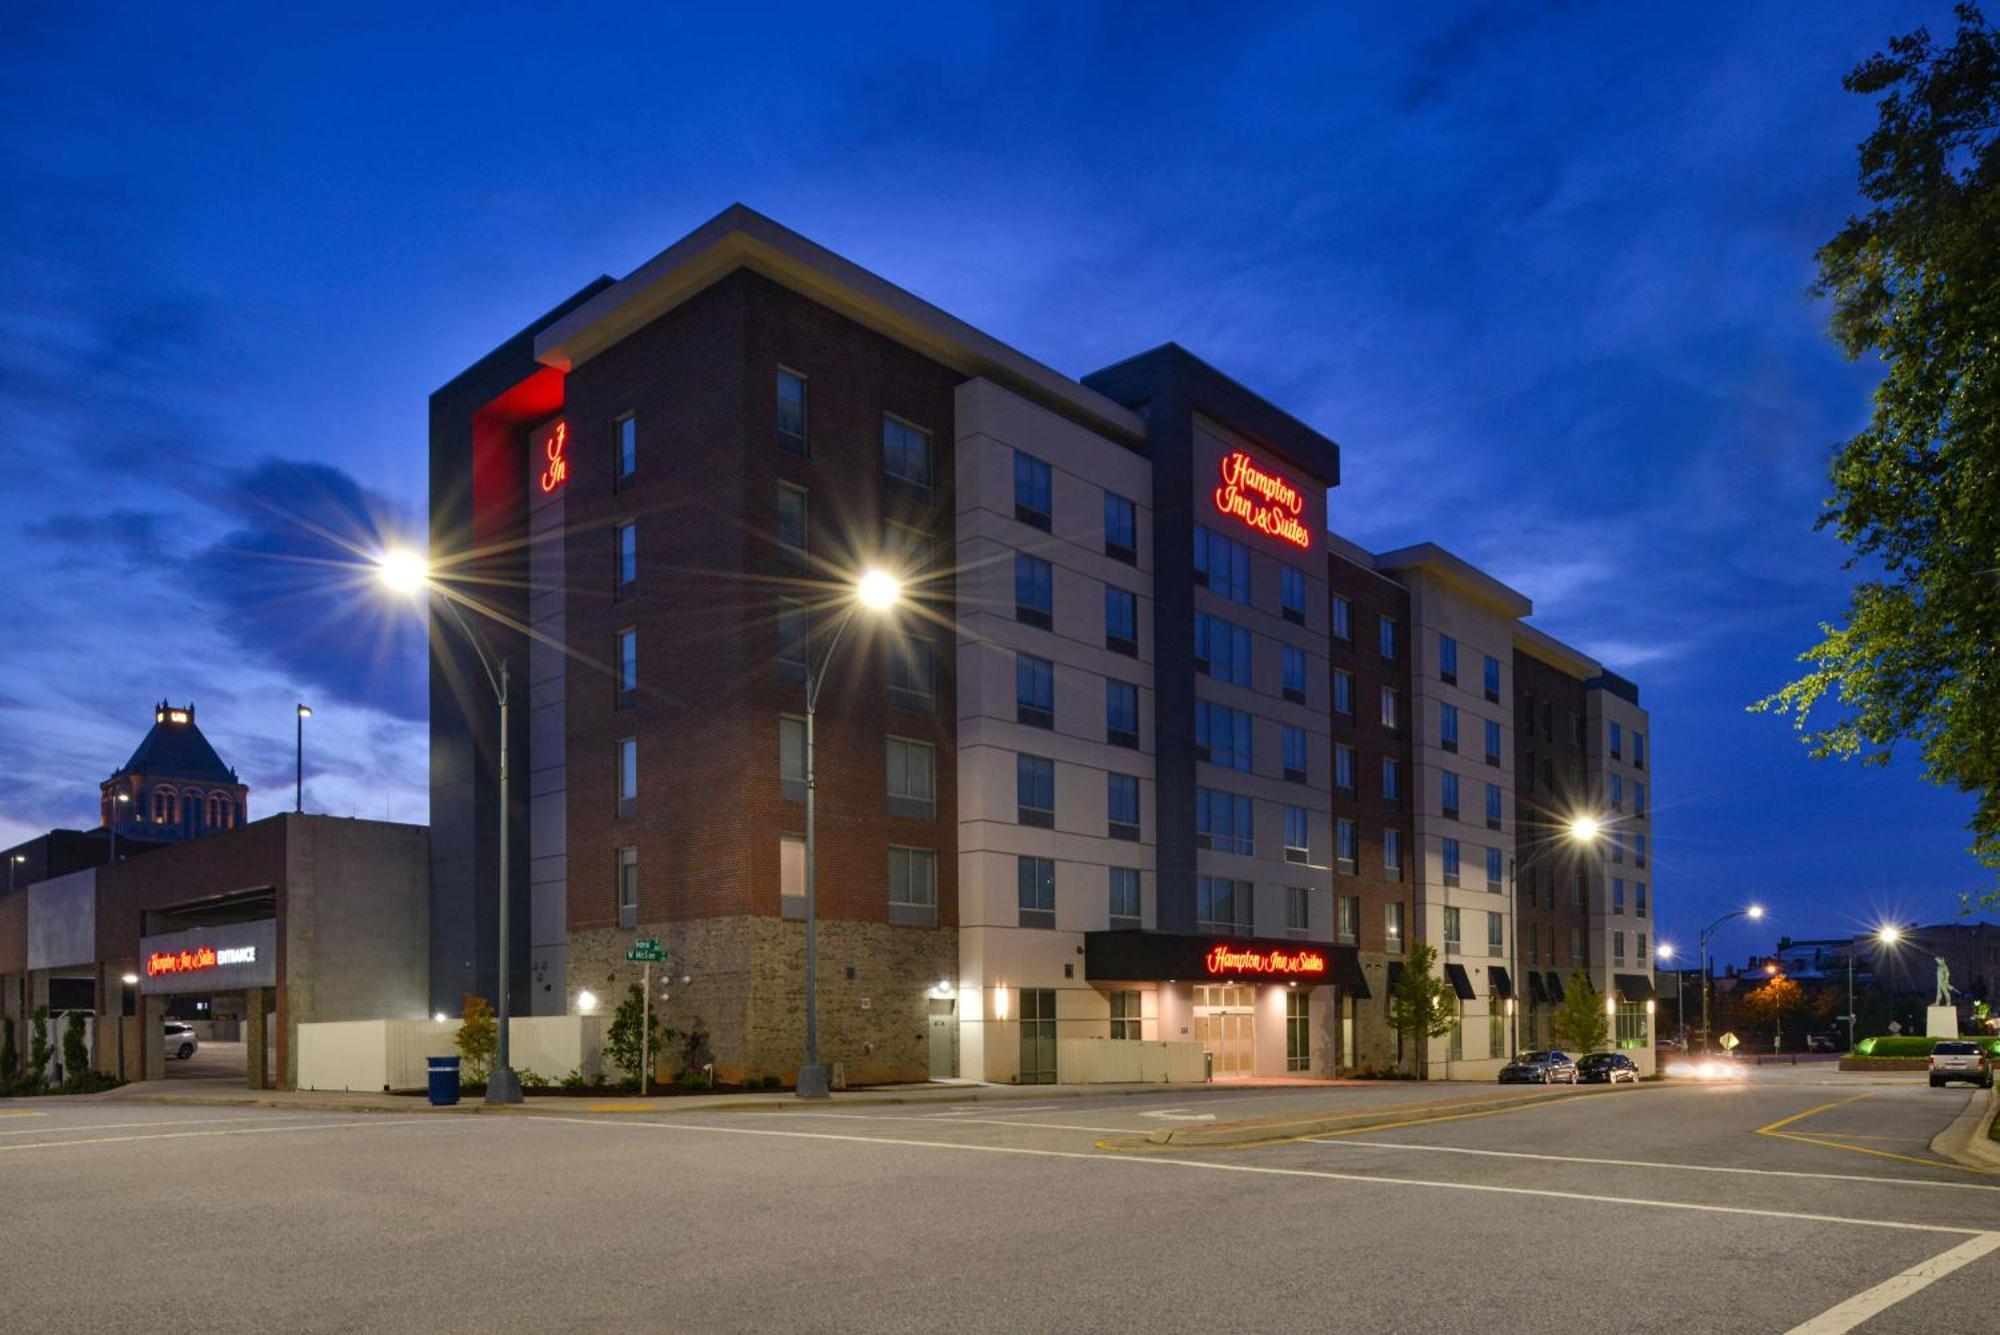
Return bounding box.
[1719,1032,1740,1051]
[627,937,666,963]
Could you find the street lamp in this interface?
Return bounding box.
[295,704,313,812]
[797,567,904,1099]
[8,853,24,893]
[378,549,523,1105]
[1508,811,1605,1057]
[1656,943,1685,1047]
[118,971,139,1078]
[1845,925,1902,1053]
[106,791,131,864]
[1698,904,1764,1054]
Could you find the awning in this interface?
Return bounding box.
[1527,972,1549,1004]
[1444,963,1477,1001]
[1614,972,1656,1002]
[1488,966,1514,1000]
[1348,968,1372,1001]
[1545,971,1566,1003]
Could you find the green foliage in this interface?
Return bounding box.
[27,1006,52,1086]
[604,984,677,1084]
[454,995,496,1085]
[559,1067,588,1091]
[60,1011,88,1080]
[1386,944,1459,1076]
[517,1069,550,1090]
[1552,972,1610,1054]
[1753,5,2000,904]
[1855,1034,2000,1057]
[0,1018,16,1084]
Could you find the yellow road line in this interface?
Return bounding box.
[1755,1092,1873,1135]
[1768,1131,1991,1177]
[586,1103,658,1113]
[0,1111,47,1118]
[1093,1087,1603,1154]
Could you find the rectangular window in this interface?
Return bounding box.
[882,415,932,489]
[1109,867,1141,926]
[1111,990,1142,1040]
[1441,770,1460,820]
[780,833,805,907]
[1195,788,1254,856]
[1337,894,1359,945]
[1381,686,1399,731]
[1336,817,1358,871]
[1632,732,1646,768]
[1635,882,1649,918]
[1571,873,1585,911]
[885,737,935,819]
[1280,566,1307,624]
[1016,754,1055,827]
[776,369,808,453]
[1286,991,1311,1072]
[1106,679,1139,749]
[1017,855,1055,929]
[1103,491,1137,563]
[888,636,936,707]
[1382,757,1401,802]
[1196,876,1254,934]
[1613,878,1626,915]
[1483,654,1501,702]
[1610,774,1624,810]
[1194,525,1253,604]
[1443,906,1462,952]
[1335,743,1356,794]
[1286,805,1312,863]
[1439,634,1459,684]
[1195,700,1254,772]
[1107,772,1141,840]
[615,414,637,482]
[1614,929,1626,966]
[1634,834,1648,868]
[1448,1019,1464,1062]
[1331,594,1352,643]
[1487,910,1504,956]
[1634,782,1647,817]
[1637,933,1648,967]
[1490,1008,1505,1060]
[1014,450,1052,529]
[616,521,637,591]
[1484,719,1502,766]
[778,715,805,798]
[888,847,938,920]
[1383,829,1403,878]
[1611,831,1625,865]
[1571,926,1586,963]
[1379,616,1397,660]
[1282,724,1310,783]
[1104,586,1138,656]
[1443,838,1461,888]
[617,737,637,818]
[1334,668,1354,717]
[1016,653,1054,728]
[1014,553,1053,628]
[1287,886,1311,935]
[1486,846,1503,892]
[776,598,809,672]
[617,627,637,706]
[1193,612,1253,687]
[617,846,638,928]
[1385,900,1405,950]
[1282,644,1308,703]
[1485,782,1502,829]
[1609,721,1623,759]
[1440,702,1460,752]
[776,483,808,568]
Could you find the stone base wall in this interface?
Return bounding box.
[568,917,955,1087]
[1346,951,1403,1072]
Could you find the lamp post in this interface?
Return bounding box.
[295,704,313,812]
[1846,926,1901,1053]
[1509,811,1603,1058]
[106,791,130,864]
[378,549,523,1105]
[118,971,138,1080]
[797,568,903,1099]
[1656,943,1685,1047]
[8,853,23,893]
[1698,905,1765,1054]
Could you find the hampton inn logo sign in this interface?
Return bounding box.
[146,945,257,978]
[1212,451,1311,550]
[1203,944,1328,978]
[137,920,277,994]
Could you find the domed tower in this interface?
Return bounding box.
[100,701,249,842]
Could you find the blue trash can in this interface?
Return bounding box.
[427,1055,461,1106]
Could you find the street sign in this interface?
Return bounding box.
[627,938,666,963]
[1719,1032,1740,1051]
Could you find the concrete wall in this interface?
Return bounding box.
[26,869,97,971]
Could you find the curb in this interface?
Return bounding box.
[1932,1083,2000,1170]
[1118,1082,1645,1150]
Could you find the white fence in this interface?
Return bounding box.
[1056,1038,1208,1084]
[297,1016,608,1092]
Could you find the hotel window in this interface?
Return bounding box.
[1337,894,1359,945]
[776,599,809,674]
[1484,719,1501,766]
[1196,788,1254,856]
[1381,686,1399,731]
[1382,757,1402,802]
[1106,679,1139,749]
[1612,878,1626,915]
[1286,805,1312,864]
[1334,668,1354,717]
[1443,906,1462,952]
[1634,782,1647,817]
[1385,900,1405,950]
[779,715,805,801]
[1286,991,1311,1072]
[1194,612,1253,687]
[1194,525,1253,604]
[1111,990,1142,1040]
[1635,882,1649,918]
[1441,770,1460,820]
[1439,702,1460,753]
[1439,634,1458,684]
[1483,654,1501,702]
[888,636,936,708]
[1632,731,1645,768]
[1610,774,1624,810]
[1443,838,1461,888]
[1485,782,1502,829]
[1448,1019,1464,1062]
[1336,817,1358,872]
[1282,645,1308,703]
[1015,553,1053,629]
[1609,721,1623,759]
[1571,926,1586,963]
[617,846,638,929]
[1109,867,1141,927]
[615,521,637,593]
[1103,586,1140,656]
[1335,743,1356,795]
[1195,700,1253,772]
[1282,725,1309,783]
[1281,566,1307,624]
[617,738,637,819]
[1103,491,1137,563]
[882,414,932,489]
[1016,652,1054,729]
[1107,772,1141,841]
[1489,1008,1505,1058]
[615,414,637,483]
[1287,886,1311,936]
[775,369,808,454]
[886,521,935,575]
[1016,754,1055,828]
[1384,828,1404,879]
[776,483,808,571]
[888,847,938,922]
[1611,831,1625,865]
[780,834,805,912]
[1486,846,1503,892]
[1637,933,1648,966]
[1331,594,1352,643]
[1613,930,1626,966]
[1635,834,1648,868]
[617,628,637,708]
[1014,450,1052,530]
[1487,910,1504,957]
[1521,752,1536,793]
[1379,615,1397,660]
[1570,872,1585,910]
[1196,876,1254,934]
[885,737,935,820]
[1017,856,1056,929]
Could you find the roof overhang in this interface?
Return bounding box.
[1374,542,1533,618]
[1514,621,1600,678]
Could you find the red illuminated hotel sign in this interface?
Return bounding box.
[1213,450,1310,550]
[1204,943,1328,979]
[146,945,257,979]
[539,421,569,494]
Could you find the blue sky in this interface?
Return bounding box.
[0,2,1983,956]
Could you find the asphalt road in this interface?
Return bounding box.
[5,1073,1995,1334]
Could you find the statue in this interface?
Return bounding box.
[1934,956,1956,1007]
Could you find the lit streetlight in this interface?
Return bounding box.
[1844,925,1903,1053]
[295,704,313,813]
[1506,810,1605,1060]
[106,791,131,864]
[1656,943,1685,1047]
[797,567,903,1099]
[8,852,24,894]
[1698,904,1764,1055]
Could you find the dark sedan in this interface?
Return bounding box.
[1499,1051,1578,1084]
[1577,1052,1640,1084]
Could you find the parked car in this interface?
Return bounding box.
[1804,1034,1839,1054]
[1577,1052,1640,1084]
[1499,1051,1578,1084]
[1655,1037,1686,1053]
[1928,1040,1994,1089]
[164,1022,199,1060]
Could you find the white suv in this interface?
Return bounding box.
[1928,1040,1993,1089]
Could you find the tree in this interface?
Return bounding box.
[1387,943,1459,1078]
[60,1011,88,1084]
[1552,971,1609,1054]
[26,1005,52,1087]
[455,995,496,1085]
[1742,975,1807,1051]
[604,983,676,1090]
[1754,5,2000,906]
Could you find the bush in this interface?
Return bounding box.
[60,1011,88,1081]
[0,1018,16,1084]
[26,1006,52,1087]
[517,1069,550,1090]
[455,995,496,1084]
[1854,1035,2000,1057]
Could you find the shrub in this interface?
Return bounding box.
[761,1074,781,1089]
[60,1012,88,1081]
[1,1018,16,1084]
[517,1069,550,1090]
[559,1067,587,1091]
[455,995,496,1084]
[26,1006,52,1087]
[1854,1035,2000,1058]
[605,984,676,1085]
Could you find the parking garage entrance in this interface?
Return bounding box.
[137,899,276,1089]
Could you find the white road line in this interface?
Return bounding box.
[0,1119,437,1153]
[1784,1232,2000,1334]
[0,1115,334,1138]
[527,1115,1983,1237]
[778,1112,1145,1134]
[1311,1138,2000,1193]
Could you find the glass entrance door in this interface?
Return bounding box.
[1018,988,1056,1084]
[1193,985,1254,1078]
